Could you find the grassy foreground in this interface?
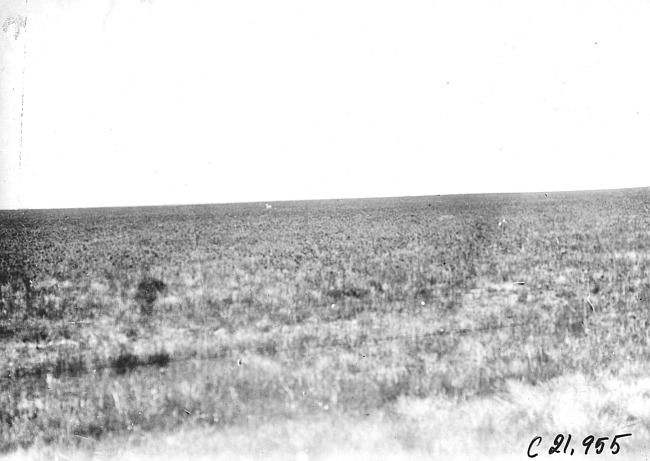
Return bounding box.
[4,366,650,460]
[1,189,650,458]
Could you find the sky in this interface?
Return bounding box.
[1,0,649,209]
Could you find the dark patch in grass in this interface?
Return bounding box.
[111,349,171,374]
[414,286,433,300]
[34,300,67,320]
[378,374,411,403]
[221,295,234,306]
[3,353,87,382]
[0,326,15,340]
[326,286,369,300]
[146,351,171,367]
[0,407,16,430]
[135,277,166,315]
[111,350,140,374]
[52,355,87,377]
[74,422,104,440]
[19,325,49,343]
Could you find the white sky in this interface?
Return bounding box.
[1,0,649,209]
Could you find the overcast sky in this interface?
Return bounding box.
[1,0,649,209]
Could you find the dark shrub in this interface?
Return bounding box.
[134,277,166,315]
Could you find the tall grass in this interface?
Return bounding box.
[1,189,650,454]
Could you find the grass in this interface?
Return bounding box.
[4,366,649,460]
[1,189,650,457]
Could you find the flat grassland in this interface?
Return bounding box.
[1,189,650,460]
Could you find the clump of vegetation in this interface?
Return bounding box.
[134,276,166,315]
[111,347,170,374]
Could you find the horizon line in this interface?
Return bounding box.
[2,185,648,212]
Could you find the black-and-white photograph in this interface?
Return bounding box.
[1,0,649,459]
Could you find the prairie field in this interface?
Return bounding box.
[1,189,650,460]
